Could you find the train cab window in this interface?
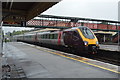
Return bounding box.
[80,27,95,39]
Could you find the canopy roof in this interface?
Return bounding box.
[2,2,60,24]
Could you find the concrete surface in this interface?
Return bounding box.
[2,42,119,78]
[99,44,119,52]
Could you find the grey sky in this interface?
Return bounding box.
[3,0,119,33]
[3,27,34,33]
[42,0,119,21]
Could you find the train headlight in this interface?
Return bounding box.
[84,41,88,46]
[96,41,99,45]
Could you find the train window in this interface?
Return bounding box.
[52,34,54,39]
[44,34,46,39]
[79,27,95,39]
[41,35,43,39]
[46,34,49,39]
[54,34,58,39]
[40,35,42,38]
[29,36,31,38]
[43,34,45,39]
[47,34,49,39]
[44,35,46,39]
[48,34,50,39]
[50,34,53,39]
[43,35,45,39]
[53,34,55,39]
[42,35,44,39]
[39,35,41,38]
[46,34,48,39]
[45,34,47,39]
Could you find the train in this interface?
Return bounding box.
[14,26,99,54]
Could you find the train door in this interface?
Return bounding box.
[35,33,38,42]
[63,31,73,46]
[58,32,62,45]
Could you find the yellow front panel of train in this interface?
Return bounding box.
[77,29,98,45]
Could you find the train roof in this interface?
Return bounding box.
[36,28,60,32]
[64,26,89,31]
[71,26,88,29]
[24,28,60,34]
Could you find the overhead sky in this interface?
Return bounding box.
[42,0,119,21]
[3,0,120,33]
[2,27,34,34]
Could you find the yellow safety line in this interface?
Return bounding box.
[35,46,120,74]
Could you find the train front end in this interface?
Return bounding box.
[77,27,99,54]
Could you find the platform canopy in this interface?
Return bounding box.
[2,1,60,24]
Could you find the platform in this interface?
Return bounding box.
[99,44,119,52]
[2,42,119,78]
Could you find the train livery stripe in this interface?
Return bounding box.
[58,32,62,45]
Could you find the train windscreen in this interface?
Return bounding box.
[79,27,95,39]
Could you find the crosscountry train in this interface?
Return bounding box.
[14,26,99,54]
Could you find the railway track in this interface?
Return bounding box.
[93,56,120,66]
[93,50,120,66]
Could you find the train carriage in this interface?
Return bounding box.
[14,26,99,54]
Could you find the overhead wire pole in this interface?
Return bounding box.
[0,1,3,56]
[117,23,120,46]
[0,21,3,55]
[0,21,4,80]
